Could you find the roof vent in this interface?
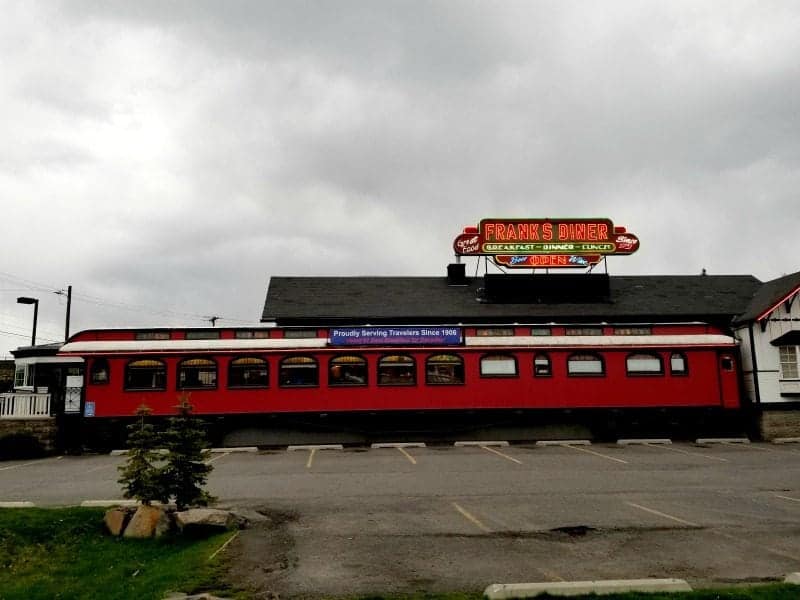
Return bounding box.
[447,263,468,286]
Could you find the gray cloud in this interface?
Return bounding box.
[1,1,799,356]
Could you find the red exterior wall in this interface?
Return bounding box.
[82,346,735,418]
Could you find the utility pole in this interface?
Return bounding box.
[55,285,73,341]
[65,285,72,340]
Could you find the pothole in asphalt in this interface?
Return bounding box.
[550,525,597,537]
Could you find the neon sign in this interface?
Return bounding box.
[453,218,639,268]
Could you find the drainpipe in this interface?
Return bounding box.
[748,322,761,405]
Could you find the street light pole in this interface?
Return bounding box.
[16,296,39,346]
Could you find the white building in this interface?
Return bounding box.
[734,271,800,439]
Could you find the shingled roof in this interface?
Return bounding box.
[735,270,800,323]
[262,274,762,326]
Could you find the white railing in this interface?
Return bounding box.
[0,393,52,419]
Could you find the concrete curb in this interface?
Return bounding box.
[535,440,591,446]
[287,444,344,451]
[695,437,750,444]
[0,501,35,508]
[454,441,509,447]
[370,442,427,448]
[110,449,168,456]
[209,447,258,453]
[773,437,800,444]
[484,578,692,598]
[80,499,138,507]
[785,572,800,584]
[617,439,672,445]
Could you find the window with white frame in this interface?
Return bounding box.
[779,346,799,379]
[14,365,28,388]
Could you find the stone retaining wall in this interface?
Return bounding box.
[0,418,59,453]
[758,409,800,440]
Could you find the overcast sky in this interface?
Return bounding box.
[2,1,799,357]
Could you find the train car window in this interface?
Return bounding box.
[669,352,688,375]
[480,354,518,377]
[185,331,221,340]
[476,327,514,337]
[279,356,319,387]
[228,357,269,388]
[530,327,552,336]
[90,358,110,385]
[125,359,167,390]
[235,330,272,339]
[779,346,799,379]
[534,353,552,377]
[329,355,368,386]
[565,327,603,336]
[134,331,171,340]
[178,358,217,389]
[626,353,663,375]
[378,354,416,386]
[426,354,464,385]
[284,329,318,339]
[614,327,652,336]
[720,356,735,372]
[567,353,604,376]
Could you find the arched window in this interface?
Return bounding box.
[480,354,518,377]
[178,358,217,389]
[279,355,319,387]
[670,352,688,375]
[534,353,551,377]
[228,357,269,388]
[90,358,110,385]
[426,354,464,385]
[125,359,166,390]
[567,353,604,376]
[329,355,368,386]
[378,354,416,386]
[626,353,663,375]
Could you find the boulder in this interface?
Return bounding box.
[124,505,171,538]
[104,507,132,536]
[174,508,238,532]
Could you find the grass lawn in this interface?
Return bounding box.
[0,507,239,600]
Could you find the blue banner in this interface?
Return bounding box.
[330,327,462,346]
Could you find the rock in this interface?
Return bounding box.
[104,507,131,536]
[175,508,238,532]
[124,505,171,538]
[226,508,270,529]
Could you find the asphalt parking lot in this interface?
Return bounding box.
[3,440,800,596]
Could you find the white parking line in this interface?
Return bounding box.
[480,445,523,465]
[566,444,628,464]
[625,501,699,527]
[306,448,316,469]
[452,501,491,532]
[206,451,231,465]
[775,494,800,503]
[397,447,417,465]
[647,444,728,462]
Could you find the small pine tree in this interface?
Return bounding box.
[162,396,216,510]
[118,405,168,505]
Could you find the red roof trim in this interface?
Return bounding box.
[756,285,800,322]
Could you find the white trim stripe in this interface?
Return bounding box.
[465,334,735,347]
[59,338,328,354]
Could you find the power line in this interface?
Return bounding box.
[0,329,60,343]
[0,269,253,325]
